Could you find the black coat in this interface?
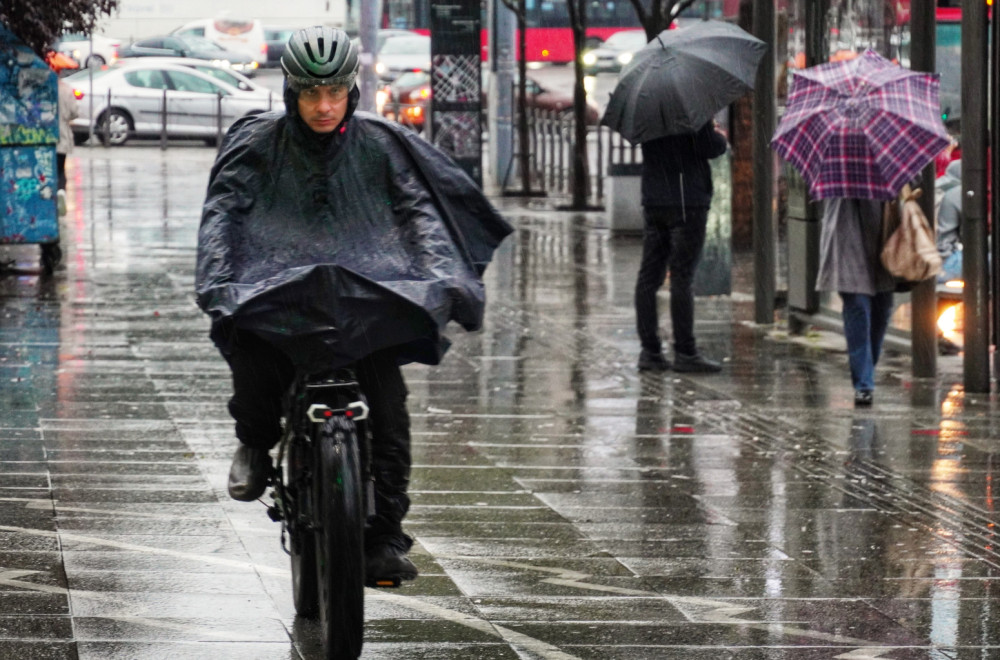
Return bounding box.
[195,105,512,369]
[640,123,728,209]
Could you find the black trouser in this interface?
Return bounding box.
[222,330,411,548]
[57,153,67,191]
[634,205,708,356]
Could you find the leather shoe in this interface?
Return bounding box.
[637,349,670,372]
[673,351,722,373]
[366,540,418,586]
[854,390,873,407]
[227,445,273,502]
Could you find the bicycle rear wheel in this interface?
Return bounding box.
[315,416,365,659]
[288,434,318,617]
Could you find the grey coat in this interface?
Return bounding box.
[816,197,896,295]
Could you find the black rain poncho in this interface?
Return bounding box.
[196,97,512,369]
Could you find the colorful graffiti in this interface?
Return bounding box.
[0,146,58,244]
[0,24,58,147]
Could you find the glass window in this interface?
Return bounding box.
[124,69,170,90]
[166,70,223,94]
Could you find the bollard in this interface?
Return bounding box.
[216,92,223,146]
[160,88,167,151]
[102,88,111,147]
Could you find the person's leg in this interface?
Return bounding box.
[223,330,295,450]
[354,350,417,581]
[56,154,67,192]
[222,329,295,500]
[869,290,895,368]
[634,207,672,357]
[666,206,708,356]
[840,292,875,393]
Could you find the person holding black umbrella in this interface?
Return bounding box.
[634,121,728,373]
[598,20,765,373]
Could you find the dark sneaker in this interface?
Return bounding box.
[227,445,273,502]
[854,390,873,407]
[637,349,670,372]
[366,541,418,586]
[673,352,722,373]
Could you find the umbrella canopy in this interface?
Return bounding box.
[771,49,951,200]
[601,20,766,144]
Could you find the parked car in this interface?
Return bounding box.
[64,60,275,146]
[54,32,121,68]
[171,17,268,68]
[118,35,258,75]
[379,71,601,132]
[115,56,272,95]
[263,26,297,67]
[582,30,648,75]
[375,34,431,81]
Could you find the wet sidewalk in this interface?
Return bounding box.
[0,145,998,659]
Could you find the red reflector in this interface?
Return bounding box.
[345,409,354,418]
[323,410,333,418]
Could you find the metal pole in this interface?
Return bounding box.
[161,88,168,151]
[751,0,775,324]
[490,0,516,189]
[358,0,381,113]
[103,88,111,148]
[910,0,937,378]
[216,92,223,146]
[992,0,1000,378]
[961,0,991,392]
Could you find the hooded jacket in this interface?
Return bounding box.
[935,159,962,260]
[195,83,512,368]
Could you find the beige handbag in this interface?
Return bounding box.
[880,185,943,282]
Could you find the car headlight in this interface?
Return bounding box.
[617,52,633,66]
[582,52,596,66]
[375,62,385,75]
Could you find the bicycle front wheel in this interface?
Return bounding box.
[315,416,365,659]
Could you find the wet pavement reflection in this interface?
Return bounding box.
[0,145,998,658]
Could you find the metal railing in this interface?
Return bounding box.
[89,88,276,149]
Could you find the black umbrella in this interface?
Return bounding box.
[601,20,766,144]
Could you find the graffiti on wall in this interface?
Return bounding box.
[0,25,58,146]
[0,146,58,244]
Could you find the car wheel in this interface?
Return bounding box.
[85,54,105,68]
[99,109,133,146]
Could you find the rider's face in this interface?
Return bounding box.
[297,85,350,133]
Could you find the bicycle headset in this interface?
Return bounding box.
[281,26,360,92]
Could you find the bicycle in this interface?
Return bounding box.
[266,367,395,659]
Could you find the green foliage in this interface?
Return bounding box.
[0,0,119,56]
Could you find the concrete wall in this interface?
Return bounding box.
[97,0,348,41]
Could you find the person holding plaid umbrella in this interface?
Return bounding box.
[772,50,951,406]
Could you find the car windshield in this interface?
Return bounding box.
[605,30,647,50]
[393,71,429,88]
[177,35,226,52]
[379,36,430,55]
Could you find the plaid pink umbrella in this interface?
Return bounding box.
[771,49,951,200]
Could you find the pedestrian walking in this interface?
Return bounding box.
[817,198,896,406]
[50,54,79,217]
[195,27,510,586]
[634,121,728,373]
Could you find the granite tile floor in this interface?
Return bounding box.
[0,144,996,659]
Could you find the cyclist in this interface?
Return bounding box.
[195,26,511,585]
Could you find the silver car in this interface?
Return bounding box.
[64,61,277,146]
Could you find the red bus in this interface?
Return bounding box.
[383,0,741,63]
